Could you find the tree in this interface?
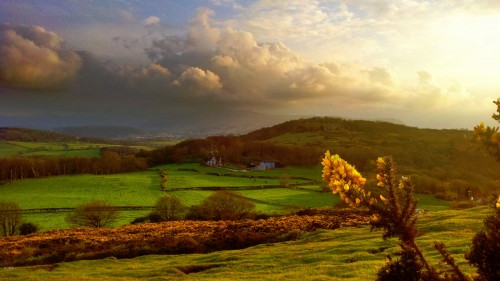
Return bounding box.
[473,98,500,161]
[160,169,168,191]
[0,201,22,236]
[186,191,256,221]
[151,195,186,221]
[66,200,118,228]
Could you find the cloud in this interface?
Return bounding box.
[1,1,495,130]
[143,16,160,26]
[0,24,82,90]
[187,8,220,53]
[173,67,222,95]
[141,8,405,106]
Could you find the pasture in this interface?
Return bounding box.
[0,141,102,157]
[0,163,450,231]
[0,206,490,281]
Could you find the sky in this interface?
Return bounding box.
[1,0,500,131]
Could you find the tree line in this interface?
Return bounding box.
[0,151,148,182]
[144,136,325,167]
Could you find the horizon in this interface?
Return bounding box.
[1,1,500,131]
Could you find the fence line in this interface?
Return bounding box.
[20,206,155,214]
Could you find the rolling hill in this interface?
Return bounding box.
[153,117,499,199]
[1,117,499,199]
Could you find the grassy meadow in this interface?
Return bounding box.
[0,206,490,281]
[0,163,450,231]
[0,141,102,157]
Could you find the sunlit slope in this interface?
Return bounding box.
[243,117,500,193]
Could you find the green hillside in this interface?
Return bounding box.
[152,117,499,199]
[248,117,499,189]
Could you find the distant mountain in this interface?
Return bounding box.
[0,127,81,142]
[0,110,406,140]
[54,126,146,139]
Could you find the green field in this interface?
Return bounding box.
[0,206,490,281]
[0,141,102,157]
[0,163,450,231]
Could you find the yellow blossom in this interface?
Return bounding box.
[380,195,387,203]
[496,196,500,208]
[321,151,369,208]
[376,157,385,169]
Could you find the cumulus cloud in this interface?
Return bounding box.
[2,1,493,130]
[0,24,82,90]
[141,8,406,106]
[187,8,220,53]
[173,67,222,95]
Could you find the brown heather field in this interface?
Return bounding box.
[0,210,370,267]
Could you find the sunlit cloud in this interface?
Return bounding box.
[0,24,82,90]
[1,0,499,130]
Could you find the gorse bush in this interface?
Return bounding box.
[473,98,500,161]
[0,214,365,266]
[465,196,500,281]
[321,151,500,281]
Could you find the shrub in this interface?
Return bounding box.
[0,200,22,236]
[185,190,256,220]
[19,222,38,235]
[131,216,148,224]
[465,198,500,281]
[153,195,186,221]
[66,200,118,228]
[147,212,162,223]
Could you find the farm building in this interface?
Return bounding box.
[250,161,282,170]
[206,156,223,167]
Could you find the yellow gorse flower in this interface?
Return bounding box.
[322,151,367,208]
[496,196,500,209]
[376,157,389,188]
[376,157,385,168]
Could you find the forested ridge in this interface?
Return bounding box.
[0,127,100,142]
